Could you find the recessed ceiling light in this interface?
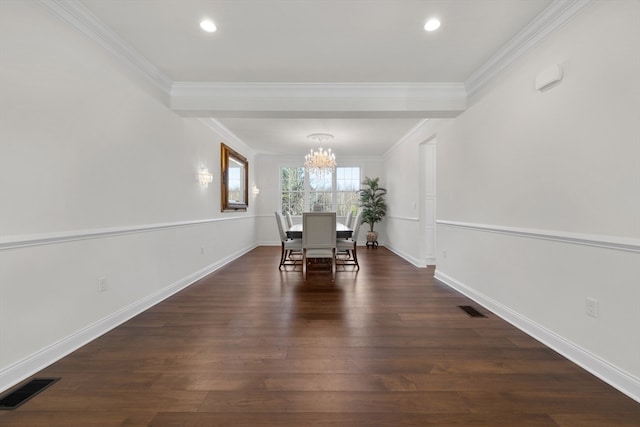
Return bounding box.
[200,19,217,33]
[424,18,441,32]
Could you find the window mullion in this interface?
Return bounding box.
[304,168,310,212]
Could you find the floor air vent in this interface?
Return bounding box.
[0,378,60,410]
[458,305,487,318]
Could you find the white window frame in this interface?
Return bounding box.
[279,164,361,215]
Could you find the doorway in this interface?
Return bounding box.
[419,137,436,266]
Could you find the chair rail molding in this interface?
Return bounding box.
[387,215,420,222]
[0,216,255,251]
[436,220,640,253]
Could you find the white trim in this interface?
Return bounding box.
[0,216,253,251]
[384,245,426,268]
[170,82,466,118]
[465,0,592,97]
[424,257,437,267]
[436,220,640,253]
[258,240,282,247]
[383,119,430,157]
[0,243,257,394]
[199,118,248,150]
[38,0,173,95]
[387,215,419,222]
[434,270,640,404]
[171,82,466,99]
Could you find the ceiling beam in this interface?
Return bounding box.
[170,82,467,118]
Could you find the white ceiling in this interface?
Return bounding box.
[78,0,555,156]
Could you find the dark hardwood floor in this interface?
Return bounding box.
[1,246,639,426]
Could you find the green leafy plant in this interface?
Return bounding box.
[359,176,387,233]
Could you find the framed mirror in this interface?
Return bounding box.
[221,143,248,211]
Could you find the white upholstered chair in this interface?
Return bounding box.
[344,210,354,228]
[284,210,294,228]
[337,210,363,270]
[275,212,302,270]
[302,212,337,281]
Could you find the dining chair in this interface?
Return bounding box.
[275,212,302,270]
[284,210,294,228]
[337,210,363,270]
[344,210,353,228]
[302,212,337,281]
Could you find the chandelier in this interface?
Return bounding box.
[304,134,337,176]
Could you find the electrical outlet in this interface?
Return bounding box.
[585,297,598,318]
[200,246,205,255]
[442,250,447,259]
[98,277,108,293]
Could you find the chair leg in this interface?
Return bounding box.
[302,249,307,280]
[331,249,336,281]
[352,244,359,270]
[279,242,286,269]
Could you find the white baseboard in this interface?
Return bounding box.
[0,243,257,394]
[384,244,431,268]
[434,269,640,404]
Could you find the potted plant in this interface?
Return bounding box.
[359,176,387,247]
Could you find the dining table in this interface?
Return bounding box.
[286,222,353,239]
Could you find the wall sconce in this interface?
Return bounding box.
[198,167,213,188]
[252,185,260,196]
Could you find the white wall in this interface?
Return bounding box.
[432,1,640,401]
[0,1,257,392]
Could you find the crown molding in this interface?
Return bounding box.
[199,118,246,149]
[383,119,431,158]
[38,0,173,95]
[465,0,592,97]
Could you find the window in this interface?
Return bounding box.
[308,170,333,212]
[336,167,360,216]
[280,167,305,215]
[280,166,360,215]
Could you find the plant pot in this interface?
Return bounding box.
[366,231,379,247]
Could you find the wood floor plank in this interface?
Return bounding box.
[1,246,638,426]
[197,390,470,413]
[149,411,560,427]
